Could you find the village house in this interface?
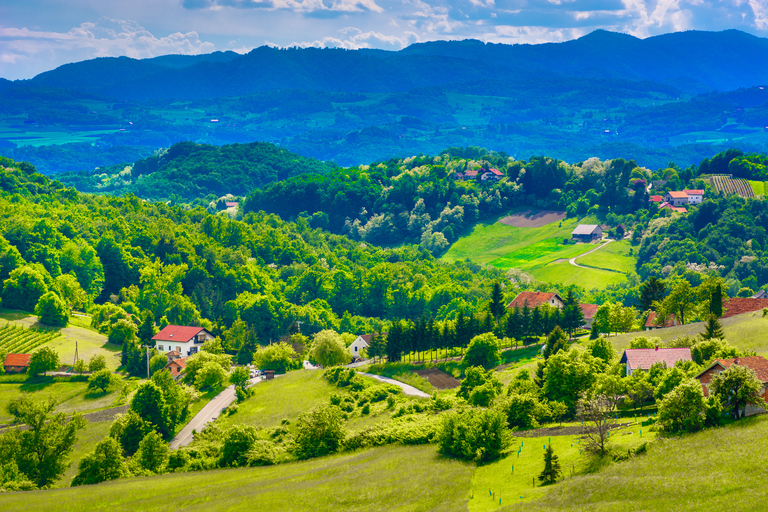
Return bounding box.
[3,353,31,373]
[644,312,679,330]
[649,195,664,204]
[664,191,689,206]
[658,202,688,213]
[164,357,187,379]
[571,224,603,242]
[619,347,692,376]
[695,356,768,416]
[683,189,704,204]
[579,303,599,328]
[348,334,371,357]
[507,291,565,310]
[152,325,215,358]
[456,167,503,182]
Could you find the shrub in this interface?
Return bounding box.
[246,440,279,466]
[463,333,501,369]
[293,405,346,460]
[220,425,258,467]
[657,379,709,432]
[437,408,509,462]
[496,393,549,429]
[34,291,69,326]
[458,366,502,403]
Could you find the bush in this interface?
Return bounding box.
[437,408,509,462]
[463,333,501,369]
[246,440,279,466]
[87,369,118,393]
[34,291,69,326]
[88,354,107,372]
[220,425,258,467]
[28,346,60,376]
[457,366,502,404]
[310,330,350,368]
[293,404,346,460]
[657,379,710,433]
[496,393,549,429]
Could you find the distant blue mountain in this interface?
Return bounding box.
[18,30,768,100]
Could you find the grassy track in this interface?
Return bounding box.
[503,415,768,511]
[529,262,627,289]
[576,240,636,274]
[216,370,336,431]
[0,445,474,512]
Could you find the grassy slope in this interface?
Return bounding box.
[503,415,768,511]
[58,420,113,487]
[576,240,636,273]
[748,180,765,196]
[608,312,768,355]
[0,445,473,512]
[528,263,626,289]
[0,380,122,423]
[216,370,336,431]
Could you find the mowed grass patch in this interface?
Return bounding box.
[0,444,474,512]
[748,180,765,196]
[489,239,594,271]
[470,424,654,511]
[608,312,768,355]
[443,214,592,266]
[0,379,123,423]
[505,415,768,511]
[529,262,628,289]
[216,370,336,430]
[576,240,637,274]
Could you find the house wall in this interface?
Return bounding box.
[348,337,368,356]
[698,367,768,417]
[3,365,27,373]
[687,194,702,204]
[156,340,197,357]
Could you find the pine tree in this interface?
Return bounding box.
[589,321,600,340]
[488,281,506,325]
[138,310,156,344]
[538,444,562,485]
[639,277,666,312]
[710,284,723,317]
[701,315,725,340]
[385,321,402,363]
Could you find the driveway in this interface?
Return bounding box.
[569,239,613,269]
[170,377,260,449]
[356,372,430,398]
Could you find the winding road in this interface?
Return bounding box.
[356,372,431,398]
[569,239,613,269]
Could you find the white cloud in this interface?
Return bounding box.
[288,27,420,49]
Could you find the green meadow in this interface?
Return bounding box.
[576,240,636,274]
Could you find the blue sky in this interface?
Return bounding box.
[1,0,766,80]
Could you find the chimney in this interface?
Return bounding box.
[734,357,739,366]
[655,344,659,351]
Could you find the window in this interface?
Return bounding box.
[177,346,181,352]
[158,345,164,351]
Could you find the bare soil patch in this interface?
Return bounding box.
[514,422,633,438]
[498,209,566,228]
[414,368,460,389]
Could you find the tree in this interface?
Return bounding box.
[543,326,568,360]
[28,347,60,376]
[488,281,506,325]
[701,315,725,341]
[657,379,709,432]
[5,396,86,487]
[229,366,250,389]
[183,351,232,384]
[252,342,298,373]
[71,437,129,486]
[463,333,501,369]
[691,338,741,365]
[625,370,654,411]
[543,347,600,413]
[496,392,549,429]
[578,392,613,455]
[663,279,696,325]
[87,354,107,372]
[310,330,349,368]
[109,319,138,345]
[587,337,615,365]
[710,364,766,419]
[710,283,723,317]
[34,291,69,326]
[130,381,169,437]
[137,431,168,473]
[53,273,87,311]
[87,369,117,394]
[220,425,258,467]
[109,411,152,456]
[639,276,665,312]
[366,332,386,363]
[149,354,168,376]
[538,444,562,485]
[138,310,156,344]
[654,367,686,400]
[194,361,228,390]
[2,265,48,311]
[457,366,503,405]
[293,404,346,460]
[437,408,509,463]
[561,290,584,338]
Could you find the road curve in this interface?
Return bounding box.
[357,372,431,398]
[569,239,613,269]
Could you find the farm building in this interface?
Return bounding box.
[3,353,31,373]
[664,191,689,206]
[683,189,704,203]
[349,334,371,357]
[579,304,599,328]
[619,347,692,376]
[696,356,768,416]
[152,325,215,358]
[165,357,187,378]
[644,312,678,330]
[507,291,565,310]
[659,203,687,213]
[721,297,768,318]
[649,195,664,203]
[571,224,602,242]
[456,168,503,181]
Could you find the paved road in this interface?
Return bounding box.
[170,377,260,449]
[569,239,613,269]
[356,372,430,398]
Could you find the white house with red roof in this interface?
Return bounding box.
[696,356,768,416]
[664,191,689,206]
[152,325,214,357]
[619,347,692,376]
[507,291,565,310]
[349,334,371,357]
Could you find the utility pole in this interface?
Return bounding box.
[146,345,150,379]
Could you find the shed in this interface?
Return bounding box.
[571,224,602,242]
[3,353,31,373]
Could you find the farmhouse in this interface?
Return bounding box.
[165,357,187,378]
[644,312,678,330]
[3,353,31,373]
[507,291,565,310]
[721,297,768,318]
[349,334,371,357]
[579,303,599,328]
[649,195,664,203]
[664,191,689,206]
[479,168,503,181]
[619,347,692,376]
[683,189,704,204]
[571,224,602,242]
[696,356,768,416]
[152,325,215,357]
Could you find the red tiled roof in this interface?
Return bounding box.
[3,353,31,367]
[152,325,205,343]
[645,312,676,327]
[649,195,663,202]
[671,207,687,213]
[166,350,181,356]
[357,334,373,344]
[225,202,238,208]
[579,304,599,319]
[620,348,692,371]
[507,291,563,309]
[683,189,704,195]
[722,298,768,318]
[666,191,688,199]
[166,357,187,369]
[696,356,768,382]
[488,168,503,176]
[464,170,479,177]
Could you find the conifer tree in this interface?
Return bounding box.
[538,444,562,485]
[488,281,506,325]
[701,315,725,341]
[710,284,723,318]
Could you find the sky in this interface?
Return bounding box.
[1,0,767,80]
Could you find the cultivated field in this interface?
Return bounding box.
[498,210,567,228]
[0,322,60,354]
[709,175,754,197]
[414,368,460,389]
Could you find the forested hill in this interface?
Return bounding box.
[15,30,768,99]
[54,141,335,203]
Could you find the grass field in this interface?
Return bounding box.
[0,379,123,423]
[216,370,336,431]
[503,415,768,511]
[576,240,636,274]
[489,239,593,271]
[0,444,474,512]
[608,312,768,355]
[58,419,114,487]
[528,262,628,289]
[748,180,766,196]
